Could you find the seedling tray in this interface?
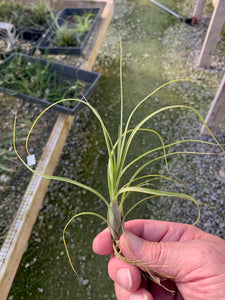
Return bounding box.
[37,7,101,55]
[0,54,101,115]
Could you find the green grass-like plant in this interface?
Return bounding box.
[0,0,52,29]
[13,38,224,289]
[0,54,87,107]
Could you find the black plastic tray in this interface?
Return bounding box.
[0,54,101,115]
[37,8,101,55]
[17,26,45,41]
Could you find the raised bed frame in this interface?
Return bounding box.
[0,1,114,298]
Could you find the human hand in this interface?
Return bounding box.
[93,219,225,300]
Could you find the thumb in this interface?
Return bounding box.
[120,231,188,280]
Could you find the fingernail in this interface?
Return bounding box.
[124,232,144,253]
[130,294,149,300]
[117,268,132,291]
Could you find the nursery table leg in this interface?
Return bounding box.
[197,0,225,67]
[201,73,225,135]
[193,0,206,20]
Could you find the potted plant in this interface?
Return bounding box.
[0,54,101,114]
[37,8,101,55]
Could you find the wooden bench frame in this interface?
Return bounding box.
[193,0,225,134]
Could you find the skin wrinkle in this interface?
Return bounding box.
[122,236,180,277]
[121,232,222,285]
[178,276,225,299]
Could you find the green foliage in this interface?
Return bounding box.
[0,55,87,107]
[52,13,95,47]
[52,25,79,47]
[71,13,95,44]
[0,0,52,28]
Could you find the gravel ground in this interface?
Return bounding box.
[92,0,225,237]
[160,1,225,237]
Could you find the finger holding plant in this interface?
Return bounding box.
[13,37,224,291]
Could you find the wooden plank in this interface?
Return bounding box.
[201,74,225,135]
[62,0,109,8]
[197,0,225,67]
[193,0,206,20]
[0,1,113,298]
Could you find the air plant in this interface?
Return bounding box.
[71,13,95,45]
[0,22,21,53]
[13,38,224,290]
[50,13,95,47]
[52,25,79,47]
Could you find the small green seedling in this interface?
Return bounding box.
[13,38,224,290]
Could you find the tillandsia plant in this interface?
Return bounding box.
[49,12,95,47]
[13,38,225,289]
[0,22,21,53]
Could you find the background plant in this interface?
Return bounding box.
[0,0,52,29]
[0,55,87,107]
[51,13,95,47]
[0,22,21,52]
